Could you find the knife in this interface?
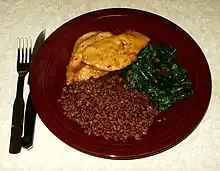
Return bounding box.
[21,30,46,149]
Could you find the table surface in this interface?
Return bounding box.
[0,0,220,171]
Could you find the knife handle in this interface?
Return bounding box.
[22,93,37,149]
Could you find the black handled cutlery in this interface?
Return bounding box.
[9,30,46,154]
[22,30,46,149]
[9,38,32,154]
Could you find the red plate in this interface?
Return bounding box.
[30,8,211,159]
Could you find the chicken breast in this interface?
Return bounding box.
[66,31,112,84]
[72,64,108,82]
[82,31,150,71]
[118,31,150,51]
[73,31,99,52]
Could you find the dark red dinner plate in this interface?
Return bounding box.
[30,8,211,159]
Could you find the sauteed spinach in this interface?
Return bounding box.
[121,44,193,110]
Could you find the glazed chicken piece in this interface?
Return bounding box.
[82,31,150,71]
[66,31,150,84]
[71,64,108,82]
[66,31,112,84]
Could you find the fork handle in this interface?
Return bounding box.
[9,75,26,154]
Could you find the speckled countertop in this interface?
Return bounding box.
[0,0,220,171]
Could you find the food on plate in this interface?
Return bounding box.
[118,30,151,52]
[66,31,150,84]
[121,44,193,110]
[66,31,113,84]
[73,31,113,55]
[82,31,150,71]
[60,30,193,141]
[60,72,159,141]
[73,31,99,51]
[71,64,108,82]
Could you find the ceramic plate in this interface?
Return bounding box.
[30,8,212,159]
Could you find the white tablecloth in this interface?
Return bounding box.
[0,0,220,170]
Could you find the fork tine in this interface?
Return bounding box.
[17,38,20,65]
[25,38,28,63]
[21,38,24,63]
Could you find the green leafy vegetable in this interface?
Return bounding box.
[121,44,193,110]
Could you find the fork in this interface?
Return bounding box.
[9,38,32,154]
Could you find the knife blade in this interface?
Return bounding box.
[21,30,46,149]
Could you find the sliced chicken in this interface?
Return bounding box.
[72,64,108,82]
[82,31,150,71]
[73,31,99,52]
[66,31,112,84]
